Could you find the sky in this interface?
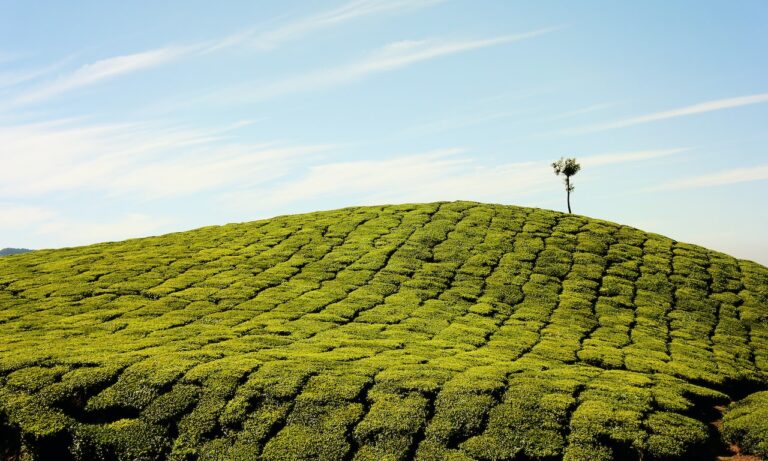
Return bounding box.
[1,1,767,265]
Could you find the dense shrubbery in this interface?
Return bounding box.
[0,201,766,460]
[723,390,768,457]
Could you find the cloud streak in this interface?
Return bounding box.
[580,148,688,166]
[0,203,55,230]
[567,93,768,134]
[35,213,170,247]
[224,147,685,215]
[226,27,558,103]
[12,46,194,105]
[652,163,768,190]
[0,58,72,90]
[243,0,445,51]
[8,0,444,106]
[0,118,329,199]
[547,102,618,121]
[110,144,332,199]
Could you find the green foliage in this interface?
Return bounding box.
[0,201,766,460]
[72,419,169,461]
[722,390,768,457]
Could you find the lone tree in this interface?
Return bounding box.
[552,157,581,214]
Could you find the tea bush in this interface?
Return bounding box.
[0,201,766,460]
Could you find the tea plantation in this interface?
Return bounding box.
[0,201,766,461]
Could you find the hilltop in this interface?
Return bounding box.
[0,201,766,461]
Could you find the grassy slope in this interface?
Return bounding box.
[0,201,766,461]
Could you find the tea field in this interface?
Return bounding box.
[0,201,766,460]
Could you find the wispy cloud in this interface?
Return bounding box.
[223,146,684,214]
[0,203,56,230]
[35,213,171,247]
[0,110,688,246]
[8,0,444,106]
[0,58,72,90]
[242,0,445,51]
[0,118,328,199]
[547,102,618,121]
[0,116,328,248]
[580,148,688,166]
[566,93,768,134]
[395,110,524,140]
[12,46,193,105]
[110,144,331,199]
[385,88,556,141]
[223,28,559,103]
[224,148,470,210]
[221,148,517,214]
[652,163,768,190]
[0,203,166,248]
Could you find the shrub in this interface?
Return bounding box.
[0,201,766,460]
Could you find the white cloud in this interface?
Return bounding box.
[110,144,332,199]
[547,102,618,121]
[0,58,71,90]
[652,163,768,190]
[12,46,193,105]
[568,93,768,134]
[0,204,167,248]
[223,146,681,214]
[579,148,688,167]
[0,120,178,196]
[35,213,170,247]
[227,28,558,102]
[7,0,444,105]
[0,203,55,230]
[0,118,325,199]
[399,110,524,138]
[243,0,445,51]
[220,148,491,213]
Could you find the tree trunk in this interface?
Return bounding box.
[566,177,572,213]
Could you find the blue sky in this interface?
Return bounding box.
[1,1,767,264]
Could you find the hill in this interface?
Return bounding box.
[0,248,32,257]
[0,201,766,461]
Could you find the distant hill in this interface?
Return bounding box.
[0,201,766,460]
[0,247,31,256]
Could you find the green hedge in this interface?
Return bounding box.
[0,201,766,460]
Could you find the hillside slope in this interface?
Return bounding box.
[0,201,766,461]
